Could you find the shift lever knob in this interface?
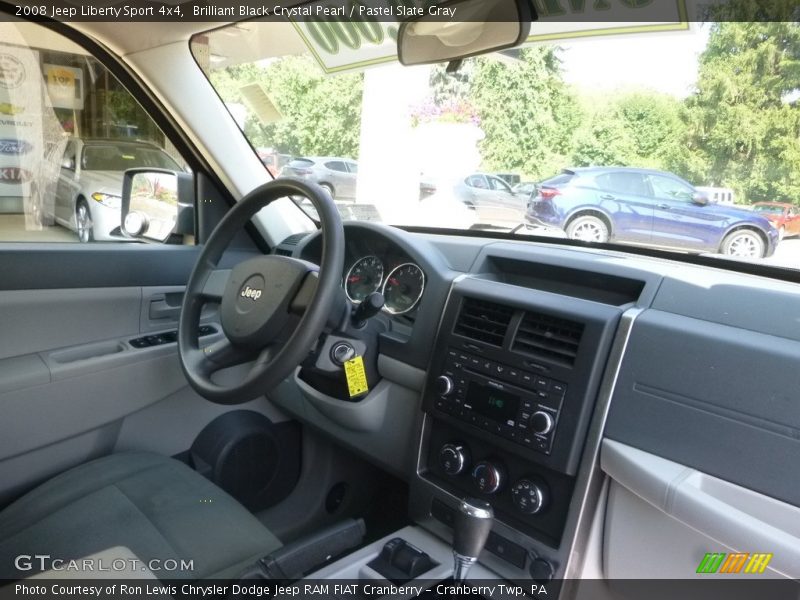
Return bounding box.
[452,498,494,582]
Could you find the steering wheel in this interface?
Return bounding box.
[178,179,344,404]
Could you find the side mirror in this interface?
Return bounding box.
[397,0,534,66]
[61,157,75,170]
[120,169,194,242]
[692,192,710,206]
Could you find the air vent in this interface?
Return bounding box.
[274,233,309,256]
[512,312,584,367]
[454,298,514,347]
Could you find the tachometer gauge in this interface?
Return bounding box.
[382,263,425,315]
[345,256,384,303]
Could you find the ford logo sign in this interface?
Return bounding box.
[240,286,262,301]
[0,139,33,155]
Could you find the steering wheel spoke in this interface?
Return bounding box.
[200,337,254,372]
[200,268,231,302]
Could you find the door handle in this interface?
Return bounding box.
[600,194,615,200]
[657,203,670,210]
[149,299,181,320]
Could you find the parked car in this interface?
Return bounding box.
[526,167,778,258]
[258,150,291,177]
[455,173,528,229]
[278,156,358,199]
[751,202,800,240]
[35,138,182,242]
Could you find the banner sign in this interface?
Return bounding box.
[292,0,689,74]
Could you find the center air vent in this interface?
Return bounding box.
[454,298,514,347]
[512,312,584,367]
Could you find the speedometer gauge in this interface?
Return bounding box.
[382,263,425,315]
[345,256,384,303]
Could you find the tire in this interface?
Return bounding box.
[75,199,94,243]
[720,229,765,259]
[566,214,609,243]
[320,183,335,199]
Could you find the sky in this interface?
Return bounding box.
[558,25,710,98]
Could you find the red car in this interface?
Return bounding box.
[751,202,800,240]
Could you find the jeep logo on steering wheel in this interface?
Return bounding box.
[240,286,262,301]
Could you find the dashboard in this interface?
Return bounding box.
[293,226,427,317]
[271,220,800,587]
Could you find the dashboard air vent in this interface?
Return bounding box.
[513,312,584,367]
[454,298,514,347]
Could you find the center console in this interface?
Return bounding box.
[411,270,633,584]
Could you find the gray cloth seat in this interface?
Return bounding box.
[0,452,282,580]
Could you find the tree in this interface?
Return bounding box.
[683,20,800,202]
[466,47,581,179]
[211,57,363,158]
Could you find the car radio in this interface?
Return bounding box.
[432,348,566,455]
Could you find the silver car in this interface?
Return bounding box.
[279,156,358,200]
[37,138,181,242]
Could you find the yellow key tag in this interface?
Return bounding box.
[344,355,369,398]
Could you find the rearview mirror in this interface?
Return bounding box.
[397,0,534,66]
[120,169,194,242]
[692,192,710,206]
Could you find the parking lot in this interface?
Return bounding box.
[0,213,798,271]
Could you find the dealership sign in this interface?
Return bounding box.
[292,0,689,73]
[0,167,33,184]
[0,139,33,155]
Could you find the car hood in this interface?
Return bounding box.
[79,171,124,195]
[708,203,771,224]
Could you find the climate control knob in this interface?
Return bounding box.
[434,375,454,397]
[511,479,548,514]
[472,460,505,495]
[530,411,555,435]
[439,443,470,476]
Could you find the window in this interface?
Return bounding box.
[345,161,358,174]
[466,175,488,189]
[324,161,348,172]
[487,176,512,193]
[648,174,695,202]
[0,21,187,243]
[596,172,650,197]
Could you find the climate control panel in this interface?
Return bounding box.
[425,421,574,546]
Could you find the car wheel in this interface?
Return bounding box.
[320,183,335,199]
[721,229,765,259]
[75,200,94,243]
[566,215,609,243]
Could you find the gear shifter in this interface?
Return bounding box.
[452,498,494,582]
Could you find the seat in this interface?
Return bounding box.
[0,452,282,580]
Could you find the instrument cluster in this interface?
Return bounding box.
[345,255,425,315]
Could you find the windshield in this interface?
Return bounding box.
[82,144,181,171]
[194,19,799,270]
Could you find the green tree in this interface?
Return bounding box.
[211,57,363,158]
[466,47,582,180]
[684,19,800,202]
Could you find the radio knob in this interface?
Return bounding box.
[439,443,470,476]
[434,375,454,397]
[472,460,505,495]
[511,479,548,514]
[530,411,555,435]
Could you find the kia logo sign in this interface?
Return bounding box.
[0,139,33,155]
[0,167,33,184]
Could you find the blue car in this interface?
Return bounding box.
[526,167,778,259]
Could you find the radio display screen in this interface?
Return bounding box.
[465,381,519,424]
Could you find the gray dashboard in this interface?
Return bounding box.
[274,221,800,580]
